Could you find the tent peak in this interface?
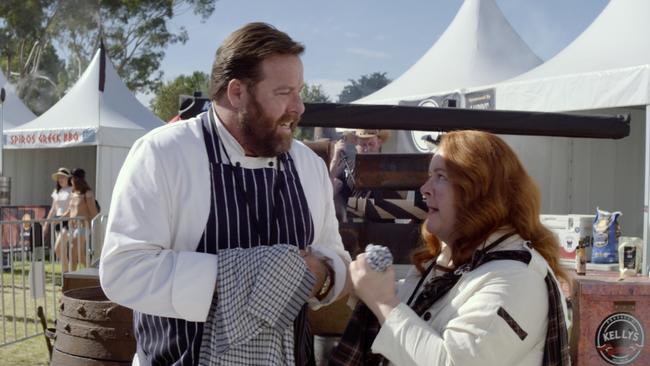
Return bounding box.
[356,0,541,105]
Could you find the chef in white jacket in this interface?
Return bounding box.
[100,22,350,366]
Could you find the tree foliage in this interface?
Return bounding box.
[151,71,209,121]
[300,83,331,103]
[0,0,67,113]
[337,72,391,103]
[0,0,215,114]
[294,82,331,141]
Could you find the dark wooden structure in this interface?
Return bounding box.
[301,102,630,139]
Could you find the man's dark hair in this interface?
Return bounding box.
[209,22,305,100]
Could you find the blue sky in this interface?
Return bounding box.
[158,0,609,101]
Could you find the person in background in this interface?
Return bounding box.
[331,130,570,366]
[354,129,390,154]
[330,129,390,184]
[45,168,72,263]
[59,168,99,272]
[99,22,350,365]
[329,129,391,222]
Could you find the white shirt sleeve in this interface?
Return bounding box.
[296,147,351,308]
[99,135,217,322]
[371,268,548,366]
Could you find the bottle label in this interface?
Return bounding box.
[623,247,637,270]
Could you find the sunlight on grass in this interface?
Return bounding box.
[1,259,63,365]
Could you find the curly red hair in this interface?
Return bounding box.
[412,130,566,283]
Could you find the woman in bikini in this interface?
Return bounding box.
[58,168,99,272]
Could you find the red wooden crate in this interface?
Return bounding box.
[570,272,649,366]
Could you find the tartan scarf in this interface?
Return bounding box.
[329,233,570,366]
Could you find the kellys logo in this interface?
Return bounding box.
[595,312,644,365]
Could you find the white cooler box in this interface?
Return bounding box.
[540,214,595,263]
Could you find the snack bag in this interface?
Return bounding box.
[591,207,621,264]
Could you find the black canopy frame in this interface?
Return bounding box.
[300,103,630,139]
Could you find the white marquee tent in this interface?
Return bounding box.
[355,0,542,153]
[2,46,163,210]
[463,0,650,273]
[0,68,36,130]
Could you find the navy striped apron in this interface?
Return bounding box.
[134,109,315,365]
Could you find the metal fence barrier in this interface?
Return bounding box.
[0,214,107,348]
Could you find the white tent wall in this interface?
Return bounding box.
[493,65,650,112]
[379,129,419,154]
[642,106,650,275]
[3,144,131,211]
[3,146,96,206]
[460,0,650,274]
[568,108,644,239]
[500,135,571,214]
[500,108,645,239]
[95,145,131,212]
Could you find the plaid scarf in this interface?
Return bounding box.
[330,234,570,366]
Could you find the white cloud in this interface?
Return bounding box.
[307,79,348,101]
[346,47,390,59]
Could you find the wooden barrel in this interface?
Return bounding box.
[50,286,135,366]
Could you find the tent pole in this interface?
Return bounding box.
[0,87,4,176]
[95,145,101,211]
[641,104,650,276]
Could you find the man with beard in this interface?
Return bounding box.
[100,22,351,366]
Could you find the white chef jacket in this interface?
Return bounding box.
[372,231,567,366]
[99,113,350,322]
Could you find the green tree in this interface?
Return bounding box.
[0,0,67,113]
[151,71,209,121]
[300,83,331,103]
[337,72,391,103]
[0,0,216,113]
[294,83,331,141]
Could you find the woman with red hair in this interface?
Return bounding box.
[331,130,570,366]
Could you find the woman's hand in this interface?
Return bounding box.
[349,253,400,323]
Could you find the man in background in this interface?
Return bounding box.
[329,129,391,222]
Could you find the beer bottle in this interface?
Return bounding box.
[576,241,587,275]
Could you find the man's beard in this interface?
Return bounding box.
[238,95,299,157]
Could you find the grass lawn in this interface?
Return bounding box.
[0,259,62,366]
[0,336,50,365]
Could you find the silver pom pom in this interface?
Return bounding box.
[365,244,393,272]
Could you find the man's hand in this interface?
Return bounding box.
[299,250,329,298]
